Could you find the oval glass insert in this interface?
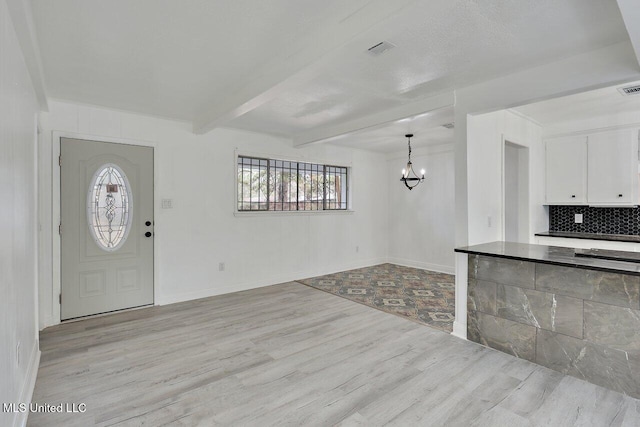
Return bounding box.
[87,164,133,251]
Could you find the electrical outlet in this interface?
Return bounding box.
[575,213,583,224]
[161,199,173,209]
[219,262,225,271]
[356,246,359,253]
[487,216,492,228]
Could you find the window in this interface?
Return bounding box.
[87,164,133,251]
[237,156,348,211]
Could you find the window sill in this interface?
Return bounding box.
[234,210,355,218]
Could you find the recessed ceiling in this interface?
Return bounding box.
[30,0,631,138]
[513,80,640,127]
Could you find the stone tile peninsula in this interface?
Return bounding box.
[454,241,640,398]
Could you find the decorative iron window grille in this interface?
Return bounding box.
[237,156,348,211]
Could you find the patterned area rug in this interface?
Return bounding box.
[298,263,455,332]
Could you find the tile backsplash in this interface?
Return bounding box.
[549,206,640,235]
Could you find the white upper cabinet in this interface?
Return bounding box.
[587,129,638,205]
[545,136,587,204]
[545,129,639,206]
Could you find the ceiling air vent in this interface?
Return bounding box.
[367,41,395,56]
[442,123,455,129]
[618,85,640,96]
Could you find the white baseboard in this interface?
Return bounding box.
[14,342,40,427]
[310,257,388,279]
[451,320,467,340]
[156,280,268,306]
[156,257,388,306]
[40,316,53,331]
[43,257,390,324]
[386,257,455,275]
[49,256,454,321]
[46,257,456,326]
[156,255,456,312]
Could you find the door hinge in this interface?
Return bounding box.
[58,155,61,166]
[59,294,62,305]
[58,223,62,235]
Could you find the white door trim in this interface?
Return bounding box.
[500,134,530,243]
[51,131,159,325]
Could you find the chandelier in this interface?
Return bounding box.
[400,134,425,190]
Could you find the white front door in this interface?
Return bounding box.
[61,138,154,320]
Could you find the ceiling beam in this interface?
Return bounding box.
[617,0,640,67]
[292,91,455,147]
[457,41,640,115]
[192,0,418,134]
[5,0,48,111]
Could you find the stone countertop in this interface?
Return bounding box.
[535,231,640,243]
[455,241,640,275]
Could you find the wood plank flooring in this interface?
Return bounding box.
[29,282,640,426]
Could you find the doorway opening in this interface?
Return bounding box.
[503,141,529,242]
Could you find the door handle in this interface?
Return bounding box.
[145,231,152,237]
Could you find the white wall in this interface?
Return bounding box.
[453,108,546,339]
[386,144,455,273]
[466,110,545,245]
[38,100,389,328]
[1,0,41,425]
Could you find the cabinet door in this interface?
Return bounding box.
[587,129,638,205]
[545,136,587,204]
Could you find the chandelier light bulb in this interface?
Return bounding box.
[420,169,425,176]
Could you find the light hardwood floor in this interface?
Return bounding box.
[30,282,640,426]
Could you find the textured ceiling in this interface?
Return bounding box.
[231,0,629,139]
[30,0,631,148]
[30,0,372,120]
[513,80,640,126]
